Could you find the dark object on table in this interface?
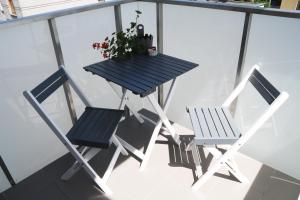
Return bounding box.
[137,24,144,37]
[136,24,153,54]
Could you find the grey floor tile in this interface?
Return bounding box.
[244,190,263,200]
[243,165,275,195]
[0,194,7,200]
[30,183,70,200]
[262,177,300,200]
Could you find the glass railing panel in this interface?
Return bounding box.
[121,2,157,45]
[0,21,71,189]
[55,7,120,114]
[236,14,300,179]
[163,4,245,126]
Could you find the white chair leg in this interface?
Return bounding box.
[225,159,249,184]
[102,146,122,183]
[186,140,193,151]
[187,140,202,176]
[81,163,113,195]
[111,135,128,156]
[61,147,101,180]
[193,146,248,189]
[206,147,248,183]
[192,158,223,191]
[61,161,82,181]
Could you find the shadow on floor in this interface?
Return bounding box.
[166,135,241,183]
[0,109,177,200]
[244,165,300,200]
[1,108,299,200]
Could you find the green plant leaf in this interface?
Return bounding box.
[110,37,115,45]
[130,22,136,28]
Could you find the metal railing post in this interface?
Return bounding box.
[48,18,77,124]
[157,2,164,106]
[114,5,122,32]
[114,4,131,117]
[0,155,15,187]
[231,12,252,114]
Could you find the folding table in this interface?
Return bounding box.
[84,53,198,170]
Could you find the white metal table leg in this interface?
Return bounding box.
[147,94,180,144]
[140,79,180,170]
[102,146,122,183]
[118,89,128,110]
[107,81,144,123]
[115,135,145,161]
[139,120,163,171]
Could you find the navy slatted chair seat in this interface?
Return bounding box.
[23,66,128,195]
[67,107,124,148]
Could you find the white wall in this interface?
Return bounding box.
[162,5,244,126]
[55,7,119,113]
[0,21,71,192]
[236,15,300,179]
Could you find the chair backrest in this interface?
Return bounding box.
[248,68,280,105]
[25,66,91,107]
[222,65,289,152]
[23,66,92,141]
[31,68,68,103]
[223,65,287,107]
[23,66,98,171]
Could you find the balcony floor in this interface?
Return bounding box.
[1,109,300,200]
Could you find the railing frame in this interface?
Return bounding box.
[0,0,299,122]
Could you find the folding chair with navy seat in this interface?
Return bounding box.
[23,66,128,195]
[186,65,289,191]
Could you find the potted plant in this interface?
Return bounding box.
[92,10,154,61]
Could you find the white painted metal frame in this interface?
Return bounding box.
[23,66,128,195]
[187,65,289,191]
[107,78,180,170]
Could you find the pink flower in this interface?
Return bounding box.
[103,52,109,58]
[101,42,109,49]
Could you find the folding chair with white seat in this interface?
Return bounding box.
[23,66,128,195]
[186,65,289,191]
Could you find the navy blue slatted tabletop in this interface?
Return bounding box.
[84,53,199,97]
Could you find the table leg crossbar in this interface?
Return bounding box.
[107,79,180,170]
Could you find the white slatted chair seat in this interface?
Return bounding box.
[187,107,240,145]
[186,65,289,191]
